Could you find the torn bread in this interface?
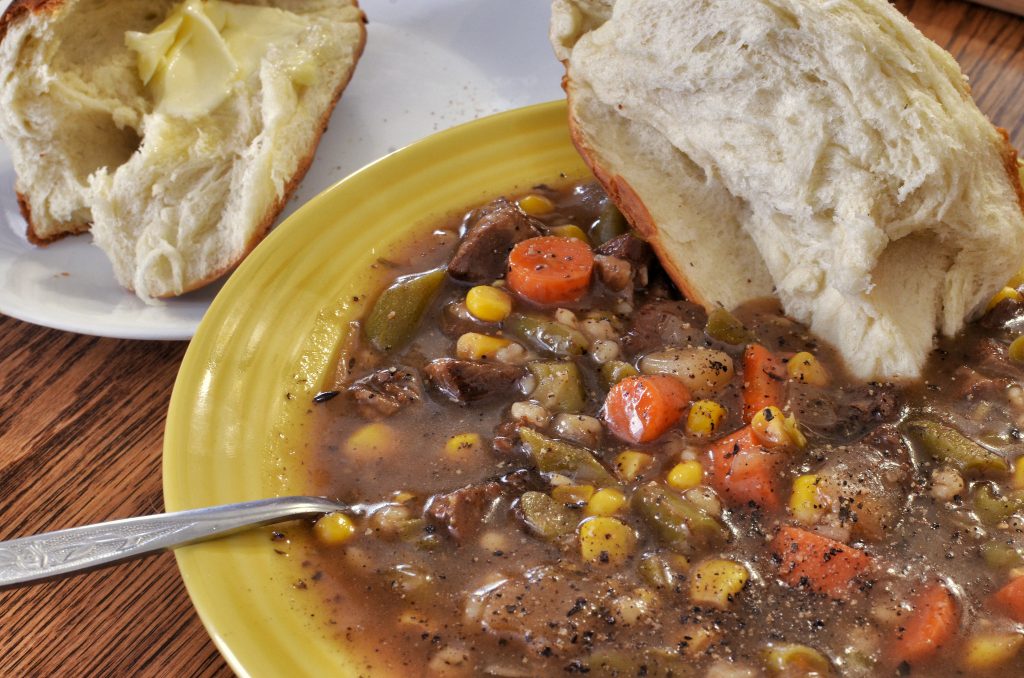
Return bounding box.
[552,0,1024,379]
[0,0,366,298]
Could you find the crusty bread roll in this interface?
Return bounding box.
[552,0,1024,379]
[0,0,365,299]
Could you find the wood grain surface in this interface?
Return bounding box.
[0,1,1021,676]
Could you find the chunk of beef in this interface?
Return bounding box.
[621,300,708,355]
[467,565,632,659]
[347,367,421,418]
[425,480,503,542]
[973,338,1024,380]
[981,297,1024,329]
[448,199,543,282]
[594,254,633,292]
[814,442,910,542]
[596,233,652,269]
[424,358,525,404]
[955,366,1012,399]
[787,381,899,442]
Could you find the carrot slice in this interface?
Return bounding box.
[770,526,872,598]
[706,426,784,511]
[603,375,690,444]
[993,576,1024,622]
[507,235,594,305]
[889,583,959,667]
[742,344,786,422]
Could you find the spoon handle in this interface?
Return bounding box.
[0,496,343,589]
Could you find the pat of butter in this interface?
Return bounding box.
[126,0,313,118]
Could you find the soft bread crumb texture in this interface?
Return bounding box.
[0,0,366,299]
[552,0,1024,379]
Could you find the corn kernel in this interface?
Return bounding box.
[689,558,749,609]
[751,406,806,449]
[614,450,654,482]
[962,631,1024,672]
[789,474,827,524]
[549,224,589,242]
[518,193,555,215]
[786,351,828,386]
[988,286,1023,311]
[1010,336,1024,364]
[552,484,595,505]
[465,286,513,322]
[313,512,357,546]
[345,422,397,460]
[667,460,704,491]
[1015,458,1024,491]
[686,400,727,437]
[444,433,483,462]
[586,488,628,517]
[456,332,511,361]
[579,516,636,565]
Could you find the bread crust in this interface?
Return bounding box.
[154,2,368,297]
[0,0,63,45]
[997,127,1024,216]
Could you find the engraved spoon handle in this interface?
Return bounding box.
[0,496,348,589]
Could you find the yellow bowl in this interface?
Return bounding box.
[163,100,589,676]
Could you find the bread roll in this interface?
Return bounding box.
[0,0,366,299]
[552,0,1024,379]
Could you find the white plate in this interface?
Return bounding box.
[0,0,565,339]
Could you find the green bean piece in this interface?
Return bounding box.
[505,313,589,356]
[764,644,836,677]
[631,483,728,554]
[902,419,1010,478]
[527,361,586,413]
[364,268,446,352]
[1010,336,1024,363]
[981,540,1024,569]
[705,307,755,345]
[518,427,615,486]
[972,483,1024,525]
[600,360,639,389]
[519,491,576,540]
[637,552,679,589]
[589,201,629,246]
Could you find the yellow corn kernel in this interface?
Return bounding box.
[686,400,727,437]
[345,422,397,460]
[518,193,555,215]
[313,512,357,546]
[751,406,806,449]
[614,450,654,482]
[667,460,704,491]
[465,285,513,322]
[586,488,628,517]
[444,433,483,462]
[988,286,1023,311]
[552,484,595,505]
[1014,458,1024,491]
[786,351,829,386]
[789,474,827,524]
[689,558,749,609]
[962,631,1024,672]
[549,224,589,242]
[1010,336,1024,364]
[579,516,636,565]
[456,332,511,361]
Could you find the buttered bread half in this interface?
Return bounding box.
[551,0,1024,380]
[0,0,365,299]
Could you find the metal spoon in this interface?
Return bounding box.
[0,496,365,590]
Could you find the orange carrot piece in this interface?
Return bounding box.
[993,576,1024,623]
[706,426,784,511]
[770,526,872,598]
[507,236,594,305]
[889,583,959,667]
[603,375,690,444]
[742,344,785,422]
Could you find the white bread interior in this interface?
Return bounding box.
[552,0,1024,380]
[0,0,365,299]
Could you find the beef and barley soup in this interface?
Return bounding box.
[294,180,1024,677]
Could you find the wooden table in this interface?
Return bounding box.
[0,1,1021,675]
